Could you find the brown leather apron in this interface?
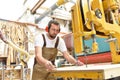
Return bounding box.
[32,34,59,80]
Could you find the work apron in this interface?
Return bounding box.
[32,34,59,80]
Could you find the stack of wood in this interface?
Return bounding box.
[0,19,38,66]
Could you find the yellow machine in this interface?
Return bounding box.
[50,0,120,80]
[71,0,120,63]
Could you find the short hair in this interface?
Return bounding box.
[48,20,60,31]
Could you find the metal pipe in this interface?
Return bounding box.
[35,0,72,23]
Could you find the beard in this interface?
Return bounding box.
[48,31,57,39]
[49,34,56,39]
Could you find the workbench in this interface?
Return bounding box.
[51,63,120,80]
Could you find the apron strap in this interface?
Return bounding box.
[42,34,46,47]
[55,37,59,48]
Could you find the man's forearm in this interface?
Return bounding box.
[36,56,48,65]
[67,55,77,64]
[63,52,76,64]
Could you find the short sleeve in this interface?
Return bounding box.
[34,34,44,47]
[58,37,67,52]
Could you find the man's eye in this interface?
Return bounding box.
[51,29,59,32]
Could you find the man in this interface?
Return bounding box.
[32,20,84,80]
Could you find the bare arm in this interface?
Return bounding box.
[62,51,84,66]
[35,46,47,64]
[35,46,55,70]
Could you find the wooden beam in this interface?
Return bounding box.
[31,0,46,14]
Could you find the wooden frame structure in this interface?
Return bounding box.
[0,18,42,79]
[0,19,41,66]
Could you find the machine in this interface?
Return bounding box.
[49,0,120,80]
[71,0,120,64]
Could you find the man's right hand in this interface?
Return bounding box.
[45,61,55,71]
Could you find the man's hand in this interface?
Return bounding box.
[75,60,84,66]
[45,61,55,71]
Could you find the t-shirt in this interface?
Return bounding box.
[34,32,67,53]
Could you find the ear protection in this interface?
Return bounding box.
[45,26,48,32]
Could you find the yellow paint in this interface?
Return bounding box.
[52,71,103,79]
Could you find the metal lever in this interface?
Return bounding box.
[105,38,116,42]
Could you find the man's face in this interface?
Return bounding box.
[48,24,60,39]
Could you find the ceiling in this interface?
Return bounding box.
[0,0,76,23]
[24,0,76,23]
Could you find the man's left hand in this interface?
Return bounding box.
[75,60,84,66]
